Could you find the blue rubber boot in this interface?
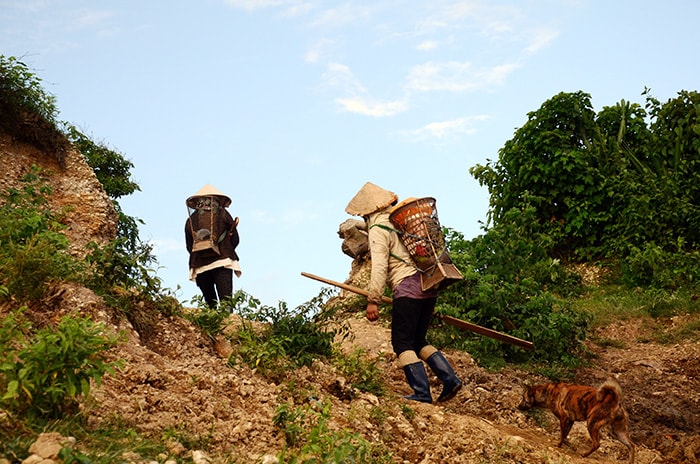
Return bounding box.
[402,362,433,404]
[426,351,463,402]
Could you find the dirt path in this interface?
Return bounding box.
[80,295,700,464]
[341,315,700,463]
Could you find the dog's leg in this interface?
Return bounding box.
[557,417,574,447]
[611,412,635,463]
[581,419,603,458]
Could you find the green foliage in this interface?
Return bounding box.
[162,421,214,454]
[0,410,35,463]
[229,290,344,378]
[332,349,386,396]
[0,169,171,311]
[0,309,123,419]
[62,114,163,308]
[1,55,169,313]
[63,124,140,200]
[0,168,84,301]
[399,403,415,421]
[462,88,700,367]
[0,55,57,123]
[470,91,602,239]
[437,217,588,367]
[0,55,68,161]
[622,243,700,290]
[274,400,392,463]
[84,236,158,295]
[470,89,700,264]
[83,206,178,317]
[184,293,240,340]
[2,234,81,302]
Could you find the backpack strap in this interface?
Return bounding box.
[369,223,422,272]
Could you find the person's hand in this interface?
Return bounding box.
[366,302,379,322]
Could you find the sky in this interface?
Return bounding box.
[2,0,699,309]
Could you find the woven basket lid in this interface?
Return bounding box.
[345,182,398,216]
[186,184,232,208]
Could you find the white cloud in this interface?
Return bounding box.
[406,60,519,92]
[416,40,438,51]
[524,27,558,55]
[406,61,477,92]
[335,97,408,117]
[320,62,407,116]
[403,115,491,141]
[280,206,319,227]
[321,62,367,94]
[482,62,520,86]
[73,9,115,28]
[310,4,375,28]
[251,210,276,224]
[305,38,335,64]
[223,0,304,12]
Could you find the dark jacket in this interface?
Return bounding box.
[185,209,240,270]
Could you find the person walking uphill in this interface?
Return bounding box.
[185,184,241,309]
[345,182,462,404]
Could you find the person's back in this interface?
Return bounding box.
[185,184,241,309]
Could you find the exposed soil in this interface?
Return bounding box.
[63,284,697,464]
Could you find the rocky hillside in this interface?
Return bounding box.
[2,134,700,463]
[0,133,118,256]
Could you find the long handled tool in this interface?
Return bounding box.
[301,271,534,350]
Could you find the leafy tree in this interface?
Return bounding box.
[645,90,700,248]
[470,89,700,266]
[470,91,610,258]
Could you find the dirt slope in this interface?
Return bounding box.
[79,294,697,464]
[3,131,699,463]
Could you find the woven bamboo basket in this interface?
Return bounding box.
[389,197,443,271]
[389,197,463,291]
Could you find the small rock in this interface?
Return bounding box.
[192,450,212,464]
[28,432,72,459]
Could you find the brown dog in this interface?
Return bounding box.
[518,379,635,463]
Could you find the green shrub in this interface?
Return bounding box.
[274,400,392,463]
[229,291,343,378]
[332,349,385,396]
[0,168,84,302]
[0,309,123,419]
[436,216,589,367]
[0,55,67,161]
[187,300,230,340]
[2,234,82,301]
[622,242,700,290]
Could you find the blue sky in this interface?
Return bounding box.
[3,1,698,308]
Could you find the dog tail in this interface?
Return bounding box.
[597,378,622,406]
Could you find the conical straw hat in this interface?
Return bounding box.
[186,184,232,208]
[345,182,398,216]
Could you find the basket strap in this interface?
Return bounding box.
[369,224,423,272]
[371,223,401,234]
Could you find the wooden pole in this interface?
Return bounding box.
[301,271,534,350]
